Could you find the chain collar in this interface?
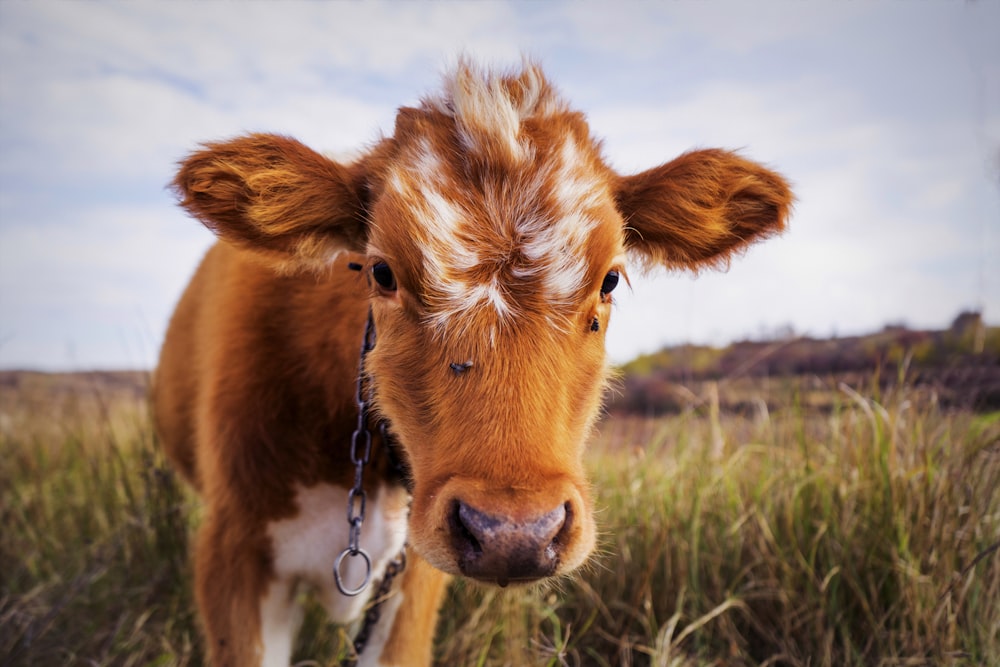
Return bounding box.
[334,308,378,596]
[333,301,409,664]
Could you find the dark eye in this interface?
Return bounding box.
[600,270,620,296]
[371,262,397,292]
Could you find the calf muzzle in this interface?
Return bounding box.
[448,499,571,587]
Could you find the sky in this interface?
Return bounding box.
[1,0,998,370]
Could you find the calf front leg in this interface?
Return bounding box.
[360,548,451,667]
[195,513,278,667]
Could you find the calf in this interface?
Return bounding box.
[154,60,791,667]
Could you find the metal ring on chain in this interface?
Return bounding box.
[334,547,373,597]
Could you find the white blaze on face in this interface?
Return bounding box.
[554,137,609,215]
[518,138,610,308]
[387,63,616,332]
[523,214,594,305]
[389,140,512,329]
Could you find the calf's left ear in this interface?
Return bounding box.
[614,149,792,271]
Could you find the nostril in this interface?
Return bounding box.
[450,500,483,557]
[536,502,567,548]
[548,502,573,557]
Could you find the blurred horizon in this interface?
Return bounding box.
[0,307,991,373]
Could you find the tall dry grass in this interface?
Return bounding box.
[1,374,199,665]
[436,376,999,666]
[1,372,997,666]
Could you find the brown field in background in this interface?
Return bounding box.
[2,318,998,666]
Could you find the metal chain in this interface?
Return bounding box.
[341,548,407,667]
[333,301,409,665]
[334,308,377,597]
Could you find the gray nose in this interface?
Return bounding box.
[449,500,570,586]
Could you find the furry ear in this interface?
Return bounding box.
[173,133,375,272]
[615,149,792,271]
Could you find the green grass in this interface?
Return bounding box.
[1,374,997,666]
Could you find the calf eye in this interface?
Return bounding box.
[600,270,620,296]
[371,262,397,292]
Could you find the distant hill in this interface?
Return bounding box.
[0,370,150,427]
[613,311,1000,414]
[0,369,149,399]
[2,313,997,417]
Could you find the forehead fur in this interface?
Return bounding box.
[423,59,567,165]
[373,61,623,334]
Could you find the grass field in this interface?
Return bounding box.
[1,370,997,666]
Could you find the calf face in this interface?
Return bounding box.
[172,61,791,591]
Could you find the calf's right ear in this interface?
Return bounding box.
[173,133,375,272]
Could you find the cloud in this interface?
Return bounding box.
[0,1,546,202]
[3,1,521,82]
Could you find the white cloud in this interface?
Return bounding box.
[3,1,521,81]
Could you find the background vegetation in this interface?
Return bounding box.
[2,316,997,666]
[614,311,999,415]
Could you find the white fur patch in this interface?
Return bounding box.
[390,150,509,325]
[554,137,608,214]
[262,483,409,663]
[521,210,597,304]
[259,579,300,667]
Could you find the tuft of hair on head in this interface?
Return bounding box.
[423,56,568,166]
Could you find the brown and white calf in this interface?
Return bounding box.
[154,60,791,667]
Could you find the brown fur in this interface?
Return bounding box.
[379,550,451,665]
[617,148,793,271]
[155,61,791,667]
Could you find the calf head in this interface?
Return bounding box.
[173,61,791,586]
